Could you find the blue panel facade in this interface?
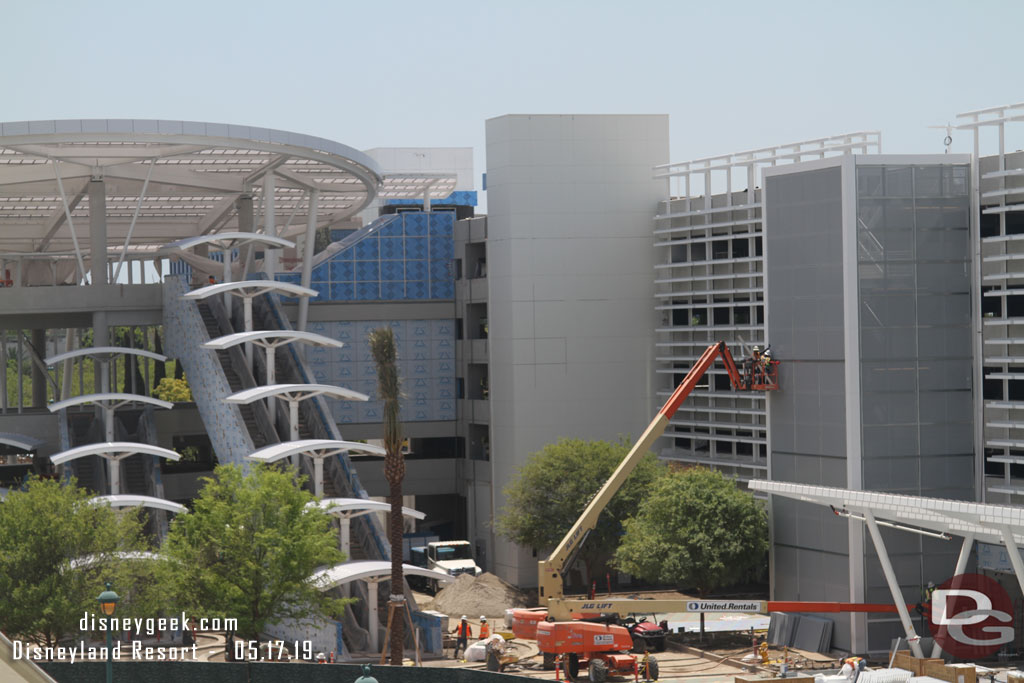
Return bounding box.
[385,190,478,207]
[275,211,455,303]
[304,318,457,424]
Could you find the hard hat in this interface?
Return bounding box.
[461,615,467,620]
[752,346,761,353]
[480,616,487,621]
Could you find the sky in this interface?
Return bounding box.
[2,0,1023,190]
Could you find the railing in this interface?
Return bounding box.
[250,286,390,561]
[162,275,259,469]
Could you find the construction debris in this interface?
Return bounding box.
[432,572,530,619]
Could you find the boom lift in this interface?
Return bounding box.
[537,341,777,619]
[524,342,778,680]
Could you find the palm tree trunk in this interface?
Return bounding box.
[389,476,404,664]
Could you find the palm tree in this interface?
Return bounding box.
[369,326,405,665]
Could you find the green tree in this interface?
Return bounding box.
[497,437,665,587]
[613,467,768,597]
[162,464,346,640]
[369,326,406,664]
[153,376,192,402]
[0,477,148,647]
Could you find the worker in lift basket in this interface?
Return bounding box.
[744,346,761,388]
[452,615,472,660]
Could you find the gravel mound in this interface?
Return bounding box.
[432,572,529,619]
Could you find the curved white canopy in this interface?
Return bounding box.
[249,439,385,464]
[182,280,317,301]
[0,432,44,451]
[69,551,166,571]
[50,441,181,465]
[308,497,425,521]
[226,383,368,404]
[160,232,295,254]
[46,345,168,366]
[90,495,188,514]
[49,393,174,412]
[309,560,454,590]
[204,330,343,351]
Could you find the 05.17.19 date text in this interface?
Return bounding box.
[233,639,314,661]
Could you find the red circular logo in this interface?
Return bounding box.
[928,573,1014,659]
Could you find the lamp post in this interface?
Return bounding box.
[97,582,119,683]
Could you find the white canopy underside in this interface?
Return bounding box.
[0,119,456,285]
[309,560,453,590]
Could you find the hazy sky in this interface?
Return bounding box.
[2,0,1022,187]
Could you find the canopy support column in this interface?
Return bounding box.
[932,533,975,657]
[999,527,1024,602]
[266,346,277,423]
[264,173,277,276]
[297,190,318,334]
[89,178,107,286]
[108,454,120,495]
[290,400,300,467]
[367,579,380,653]
[864,511,923,657]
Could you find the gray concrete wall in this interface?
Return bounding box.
[485,114,668,586]
[0,284,162,328]
[765,163,853,650]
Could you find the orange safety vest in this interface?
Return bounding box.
[455,622,472,638]
[480,623,490,639]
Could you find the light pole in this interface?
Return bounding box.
[97,582,119,683]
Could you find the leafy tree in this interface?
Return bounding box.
[0,477,148,647]
[162,464,346,640]
[369,326,406,663]
[498,437,665,587]
[153,376,192,402]
[613,466,768,597]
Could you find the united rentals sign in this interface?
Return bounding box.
[686,600,764,613]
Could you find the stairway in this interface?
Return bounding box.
[163,274,412,654]
[197,301,273,451]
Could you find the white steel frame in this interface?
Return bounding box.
[652,133,880,481]
[956,103,1024,503]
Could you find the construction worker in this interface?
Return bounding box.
[479,616,490,640]
[208,275,216,285]
[452,615,472,659]
[744,346,761,388]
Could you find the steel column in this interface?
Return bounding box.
[931,533,975,657]
[297,190,318,333]
[368,580,380,653]
[999,527,1024,600]
[89,178,107,286]
[264,174,277,276]
[864,511,924,657]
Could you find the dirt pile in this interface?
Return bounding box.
[431,572,530,619]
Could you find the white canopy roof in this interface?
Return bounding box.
[309,560,453,590]
[46,345,167,366]
[0,432,44,451]
[308,497,425,521]
[0,120,456,285]
[68,551,166,571]
[90,494,187,514]
[748,480,1024,546]
[203,329,343,351]
[160,231,294,254]
[49,393,174,412]
[249,439,385,464]
[181,280,317,301]
[226,383,368,404]
[50,441,180,465]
